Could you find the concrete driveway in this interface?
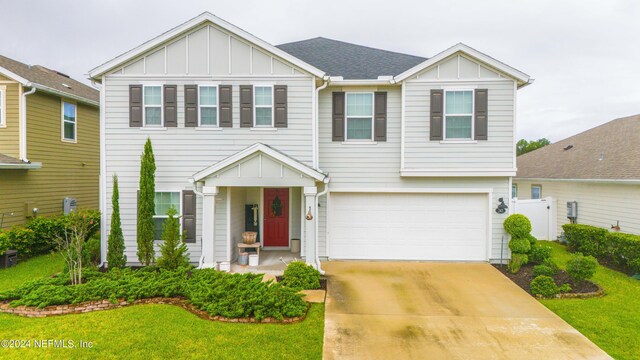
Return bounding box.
[322,262,611,360]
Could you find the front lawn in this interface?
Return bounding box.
[0,252,64,290]
[540,241,640,360]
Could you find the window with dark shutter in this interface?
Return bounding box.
[182,190,196,243]
[240,85,253,127]
[274,85,288,128]
[374,92,387,141]
[184,85,198,127]
[164,85,177,127]
[219,85,233,127]
[430,89,443,140]
[129,85,143,127]
[474,89,488,140]
[332,92,345,141]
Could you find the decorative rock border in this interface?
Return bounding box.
[555,284,605,299]
[0,297,308,324]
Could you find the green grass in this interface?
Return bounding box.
[0,253,325,359]
[0,253,64,289]
[539,241,640,360]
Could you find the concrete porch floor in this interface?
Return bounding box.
[231,250,302,275]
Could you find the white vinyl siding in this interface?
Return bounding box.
[254,86,273,127]
[62,101,76,142]
[153,192,180,240]
[199,86,218,126]
[345,92,373,141]
[143,86,162,126]
[444,90,473,140]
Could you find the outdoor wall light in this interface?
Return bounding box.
[251,204,258,226]
[495,198,508,214]
[306,207,313,220]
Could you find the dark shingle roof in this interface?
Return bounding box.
[0,153,24,165]
[516,115,640,180]
[276,37,426,79]
[0,55,98,104]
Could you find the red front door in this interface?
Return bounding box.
[263,188,289,247]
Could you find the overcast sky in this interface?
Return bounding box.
[2,0,638,141]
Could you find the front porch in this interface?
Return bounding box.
[231,250,302,275]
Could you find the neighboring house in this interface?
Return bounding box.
[0,55,100,229]
[89,12,531,268]
[514,115,640,237]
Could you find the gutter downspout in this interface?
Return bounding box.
[314,178,330,274]
[313,77,329,171]
[20,86,36,162]
[190,179,206,268]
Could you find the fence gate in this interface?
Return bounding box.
[511,197,557,240]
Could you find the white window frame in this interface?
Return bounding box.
[531,185,542,199]
[345,92,375,142]
[198,85,219,127]
[143,85,163,127]
[0,86,6,128]
[253,85,274,127]
[512,184,517,198]
[152,190,182,241]
[61,100,77,143]
[443,89,474,141]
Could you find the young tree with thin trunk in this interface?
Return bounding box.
[107,174,127,268]
[137,138,156,266]
[157,206,190,270]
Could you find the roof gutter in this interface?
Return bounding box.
[30,83,99,107]
[328,77,397,86]
[20,86,36,162]
[0,162,42,170]
[515,177,640,185]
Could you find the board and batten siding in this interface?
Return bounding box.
[403,54,516,170]
[0,92,99,229]
[0,75,21,158]
[514,180,640,237]
[102,74,314,264]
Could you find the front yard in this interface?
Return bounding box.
[539,241,640,360]
[0,254,325,359]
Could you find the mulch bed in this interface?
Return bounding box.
[494,263,601,297]
[276,276,328,291]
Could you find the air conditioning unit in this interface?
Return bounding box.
[567,201,578,220]
[63,197,77,214]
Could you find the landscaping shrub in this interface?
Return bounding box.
[509,237,531,254]
[558,283,572,293]
[542,258,560,274]
[566,253,597,285]
[527,234,538,247]
[530,275,559,298]
[504,214,532,238]
[0,267,308,320]
[108,174,127,269]
[4,227,36,257]
[24,216,65,254]
[529,244,552,264]
[562,224,608,258]
[606,232,640,273]
[157,207,190,270]
[508,253,528,274]
[282,261,321,290]
[0,232,9,256]
[533,264,557,277]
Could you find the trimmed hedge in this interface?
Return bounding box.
[504,214,532,238]
[563,224,640,273]
[530,275,559,298]
[282,261,321,290]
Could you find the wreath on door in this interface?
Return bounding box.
[271,195,283,217]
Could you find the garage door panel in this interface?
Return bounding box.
[329,193,488,261]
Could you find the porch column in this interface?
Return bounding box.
[303,186,317,267]
[201,186,218,268]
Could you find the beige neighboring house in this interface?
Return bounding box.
[0,55,100,229]
[514,114,640,237]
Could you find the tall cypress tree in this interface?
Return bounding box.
[107,174,127,268]
[137,138,156,265]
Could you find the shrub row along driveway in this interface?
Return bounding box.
[322,261,610,359]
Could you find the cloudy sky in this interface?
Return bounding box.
[2,0,638,141]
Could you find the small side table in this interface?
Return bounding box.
[237,242,260,256]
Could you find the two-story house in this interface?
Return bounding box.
[0,55,99,229]
[89,13,531,269]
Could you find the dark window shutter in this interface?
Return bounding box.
[474,89,488,140]
[182,190,196,243]
[430,89,443,141]
[219,85,233,127]
[274,85,288,128]
[240,85,253,127]
[163,85,177,127]
[184,85,198,127]
[332,92,345,141]
[374,92,387,141]
[129,85,142,127]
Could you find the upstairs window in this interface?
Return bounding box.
[143,85,162,126]
[153,192,181,240]
[62,101,76,142]
[199,86,218,126]
[444,90,473,140]
[346,92,373,141]
[254,86,273,126]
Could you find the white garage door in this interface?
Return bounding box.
[329,193,488,261]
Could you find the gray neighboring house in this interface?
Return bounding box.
[514,114,640,236]
[89,12,532,268]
